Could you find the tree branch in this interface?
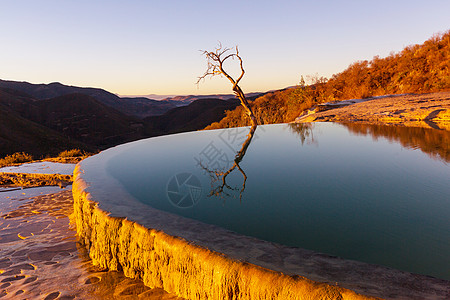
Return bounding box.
[197,43,257,126]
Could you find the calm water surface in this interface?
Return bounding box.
[105,123,450,280]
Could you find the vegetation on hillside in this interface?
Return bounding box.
[206,30,450,129]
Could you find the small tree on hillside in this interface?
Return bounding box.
[197,44,257,126]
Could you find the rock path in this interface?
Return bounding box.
[0,189,182,299]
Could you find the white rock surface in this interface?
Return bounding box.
[0,162,76,175]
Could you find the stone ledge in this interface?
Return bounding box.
[295,92,450,131]
[72,164,375,300]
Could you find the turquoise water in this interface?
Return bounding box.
[105,123,450,280]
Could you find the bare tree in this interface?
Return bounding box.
[197,44,257,126]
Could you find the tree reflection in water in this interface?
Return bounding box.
[287,123,316,145]
[199,123,318,200]
[199,125,257,201]
[342,122,450,162]
[199,121,449,202]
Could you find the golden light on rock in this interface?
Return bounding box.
[72,165,377,300]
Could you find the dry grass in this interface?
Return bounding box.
[0,152,33,168]
[0,173,73,187]
[58,149,85,158]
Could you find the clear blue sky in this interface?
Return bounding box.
[1,0,449,96]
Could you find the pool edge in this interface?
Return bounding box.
[72,164,377,300]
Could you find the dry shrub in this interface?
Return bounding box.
[58,149,84,158]
[0,152,33,168]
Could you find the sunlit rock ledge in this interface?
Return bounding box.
[295,92,450,131]
[72,148,450,300]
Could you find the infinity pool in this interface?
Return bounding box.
[101,123,450,280]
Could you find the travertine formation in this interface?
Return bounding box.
[72,165,375,300]
[72,158,450,300]
[72,92,450,299]
[296,92,450,130]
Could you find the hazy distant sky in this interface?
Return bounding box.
[1,0,449,96]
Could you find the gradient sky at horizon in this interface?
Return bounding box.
[1,0,449,96]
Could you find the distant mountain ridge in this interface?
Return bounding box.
[0,87,146,154]
[0,80,264,119]
[120,94,177,101]
[0,80,178,118]
[121,93,262,102]
[144,98,240,136]
[162,93,262,105]
[0,79,119,104]
[0,82,257,157]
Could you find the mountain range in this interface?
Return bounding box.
[0,79,261,157]
[0,79,178,119]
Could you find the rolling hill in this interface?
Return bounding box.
[163,93,262,105]
[0,88,146,155]
[27,93,147,148]
[144,98,240,136]
[0,95,91,157]
[0,80,178,118]
[0,86,249,157]
[0,80,263,119]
